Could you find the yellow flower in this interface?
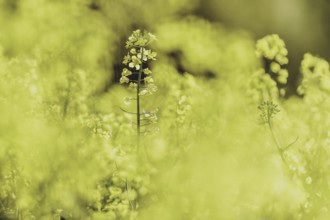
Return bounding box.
[129,56,141,70]
[120,76,129,84]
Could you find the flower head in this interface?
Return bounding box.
[128,56,141,70]
[125,29,157,49]
[258,101,280,124]
[143,68,152,75]
[120,76,129,84]
[144,76,154,84]
[121,30,157,87]
[122,54,131,65]
[121,68,132,76]
[256,34,289,86]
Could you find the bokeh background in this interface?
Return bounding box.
[1,0,330,219]
[0,0,329,93]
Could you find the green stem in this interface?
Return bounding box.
[264,100,287,165]
[137,47,144,145]
[268,120,286,164]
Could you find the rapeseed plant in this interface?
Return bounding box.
[120,29,158,142]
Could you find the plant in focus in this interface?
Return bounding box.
[120,30,158,143]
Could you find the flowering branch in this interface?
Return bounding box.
[120,29,158,144]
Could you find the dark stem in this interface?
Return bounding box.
[137,47,144,146]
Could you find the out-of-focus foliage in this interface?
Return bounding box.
[201,0,330,64]
[155,17,257,78]
[200,0,330,95]
[249,34,289,102]
[1,1,330,220]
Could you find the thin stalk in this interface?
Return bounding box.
[268,120,286,163]
[136,47,144,145]
[265,106,290,169]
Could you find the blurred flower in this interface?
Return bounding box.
[258,100,280,123]
[120,76,129,84]
[256,34,289,86]
[144,76,154,84]
[143,68,152,75]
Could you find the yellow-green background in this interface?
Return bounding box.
[0,0,330,219]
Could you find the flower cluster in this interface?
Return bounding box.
[92,147,155,220]
[79,113,113,140]
[258,100,280,124]
[249,34,290,103]
[248,69,279,103]
[120,30,157,96]
[297,53,330,96]
[125,29,157,49]
[256,34,289,85]
[141,108,158,124]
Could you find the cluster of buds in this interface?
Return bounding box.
[120,30,157,96]
[256,34,289,85]
[258,100,280,124]
[298,53,330,95]
[248,69,279,103]
[249,34,289,103]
